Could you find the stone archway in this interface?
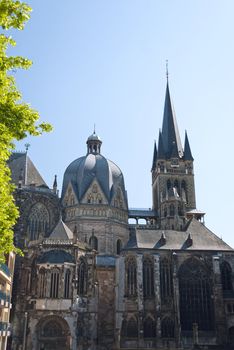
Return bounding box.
[36,316,71,350]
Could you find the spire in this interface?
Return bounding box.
[157,131,166,159]
[151,141,157,171]
[184,131,194,161]
[53,175,57,194]
[161,82,183,159]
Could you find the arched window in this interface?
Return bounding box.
[160,258,173,302]
[221,261,233,292]
[50,268,60,298]
[116,239,122,255]
[178,258,214,331]
[89,235,98,250]
[143,317,156,338]
[229,326,234,345]
[41,320,63,337]
[167,180,171,190]
[38,268,47,298]
[181,180,187,202]
[169,204,175,217]
[174,179,179,192]
[28,203,49,240]
[77,259,87,296]
[123,317,138,338]
[164,207,167,218]
[64,269,71,298]
[161,318,174,338]
[126,257,137,297]
[143,257,154,298]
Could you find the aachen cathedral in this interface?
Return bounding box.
[7,81,234,350]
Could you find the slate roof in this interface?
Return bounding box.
[37,250,75,264]
[8,152,47,187]
[49,219,73,240]
[61,153,127,204]
[124,218,233,251]
[161,82,183,159]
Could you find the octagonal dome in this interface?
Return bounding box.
[61,133,128,206]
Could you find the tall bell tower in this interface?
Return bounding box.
[151,81,196,230]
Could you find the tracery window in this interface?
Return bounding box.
[160,258,173,302]
[161,317,174,338]
[125,257,137,297]
[116,239,122,255]
[167,180,171,190]
[143,257,154,298]
[64,269,71,298]
[178,258,214,331]
[50,268,60,298]
[77,259,87,296]
[28,203,49,240]
[89,235,98,250]
[42,321,62,337]
[221,261,233,292]
[38,268,47,298]
[169,204,175,217]
[143,317,156,338]
[121,317,138,338]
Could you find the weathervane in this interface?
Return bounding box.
[166,59,169,82]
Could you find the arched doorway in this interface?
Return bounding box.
[37,316,71,350]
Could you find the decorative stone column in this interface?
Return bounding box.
[115,256,125,349]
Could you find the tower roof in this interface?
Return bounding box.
[151,141,157,171]
[184,131,194,161]
[161,82,183,158]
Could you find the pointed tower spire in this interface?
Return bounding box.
[157,131,166,159]
[184,131,194,161]
[151,141,157,171]
[161,82,183,159]
[53,175,58,194]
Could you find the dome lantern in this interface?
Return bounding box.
[86,131,102,155]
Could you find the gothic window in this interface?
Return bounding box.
[126,257,137,297]
[221,261,233,292]
[169,204,175,217]
[143,257,154,298]
[164,207,167,218]
[122,317,138,338]
[77,259,87,296]
[161,318,174,338]
[28,203,49,240]
[174,180,179,192]
[178,258,214,331]
[181,180,188,202]
[229,327,234,344]
[160,258,173,302]
[64,269,71,298]
[143,317,156,338]
[89,235,98,250]
[116,239,122,255]
[50,268,60,298]
[167,179,171,190]
[42,321,62,337]
[38,268,47,298]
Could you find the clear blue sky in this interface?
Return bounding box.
[10,1,234,246]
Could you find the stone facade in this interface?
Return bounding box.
[7,83,234,350]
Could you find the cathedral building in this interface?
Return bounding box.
[8,82,234,350]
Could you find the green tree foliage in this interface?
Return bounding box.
[0,0,52,261]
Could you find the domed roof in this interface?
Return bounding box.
[87,131,102,142]
[61,134,127,205]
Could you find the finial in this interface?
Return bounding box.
[93,124,96,134]
[166,60,169,82]
[25,143,30,153]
